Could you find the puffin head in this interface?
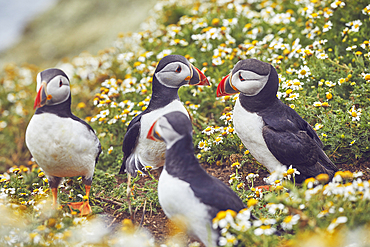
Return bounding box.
[154,55,210,88]
[216,59,279,98]
[34,68,70,109]
[147,111,192,149]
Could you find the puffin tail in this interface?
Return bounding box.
[118,158,126,174]
[317,148,338,180]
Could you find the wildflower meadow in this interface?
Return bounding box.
[1,0,370,246]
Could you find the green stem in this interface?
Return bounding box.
[326,58,351,72]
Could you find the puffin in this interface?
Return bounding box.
[25,68,101,215]
[216,58,338,183]
[147,111,245,247]
[119,55,209,176]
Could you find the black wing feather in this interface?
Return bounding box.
[263,127,318,168]
[119,114,142,174]
[168,143,245,218]
[190,171,246,218]
[261,101,337,181]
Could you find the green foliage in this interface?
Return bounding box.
[1,0,370,246]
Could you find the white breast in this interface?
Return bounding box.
[158,169,218,247]
[133,100,189,168]
[233,99,282,172]
[25,113,99,179]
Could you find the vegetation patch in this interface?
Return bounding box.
[1,0,370,246]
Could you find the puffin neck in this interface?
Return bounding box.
[35,95,73,118]
[164,135,199,177]
[147,77,180,111]
[239,92,279,112]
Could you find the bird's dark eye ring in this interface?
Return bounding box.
[239,72,245,81]
[59,79,63,87]
[176,65,182,73]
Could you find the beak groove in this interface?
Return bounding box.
[33,81,51,110]
[147,120,164,142]
[189,65,210,86]
[216,73,239,97]
[33,84,43,109]
[147,120,157,141]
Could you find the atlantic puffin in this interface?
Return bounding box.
[147,111,245,246]
[25,68,101,215]
[119,55,209,176]
[217,59,338,183]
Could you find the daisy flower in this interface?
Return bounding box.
[246,173,259,183]
[338,78,346,85]
[297,65,311,79]
[218,232,238,246]
[286,93,299,101]
[281,214,300,230]
[285,165,300,180]
[349,105,362,121]
[346,20,362,33]
[316,52,328,59]
[202,126,215,135]
[330,0,345,9]
[363,4,370,15]
[326,92,333,100]
[322,21,333,32]
[266,203,285,215]
[314,123,323,130]
[156,49,172,59]
[346,45,357,51]
[264,165,287,184]
[198,140,208,150]
[213,136,223,145]
[254,225,276,236]
[361,72,370,81]
[327,216,348,232]
[325,80,336,87]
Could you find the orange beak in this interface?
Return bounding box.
[147,120,164,142]
[216,73,239,97]
[33,84,44,109]
[189,65,210,86]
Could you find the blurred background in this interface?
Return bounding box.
[0,0,155,169]
[0,0,155,68]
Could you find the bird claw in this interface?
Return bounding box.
[67,201,92,216]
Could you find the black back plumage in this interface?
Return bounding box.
[39,68,69,84]
[237,59,338,182]
[163,112,245,218]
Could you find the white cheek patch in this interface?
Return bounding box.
[155,62,191,88]
[46,76,71,105]
[232,71,269,96]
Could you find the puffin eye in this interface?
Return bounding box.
[176,65,182,73]
[59,79,63,87]
[239,72,246,81]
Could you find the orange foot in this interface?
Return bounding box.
[67,201,92,216]
[256,185,273,191]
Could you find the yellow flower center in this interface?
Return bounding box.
[284,215,293,223]
[247,198,258,207]
[287,168,295,175]
[316,173,329,183]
